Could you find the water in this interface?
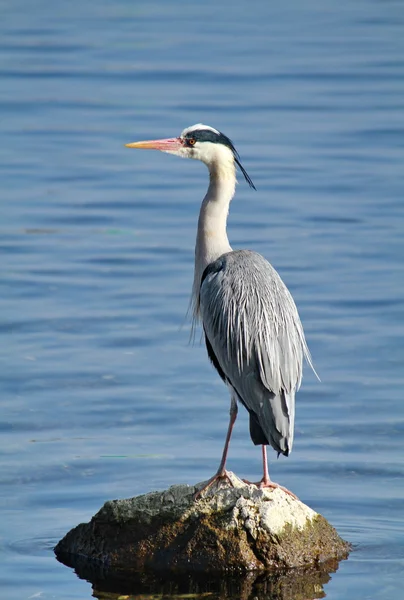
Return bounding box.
[1,0,404,598]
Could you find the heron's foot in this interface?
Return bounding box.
[242,477,299,500]
[194,469,235,500]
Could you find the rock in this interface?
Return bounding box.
[55,472,350,574]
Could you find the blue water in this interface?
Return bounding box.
[1,0,404,598]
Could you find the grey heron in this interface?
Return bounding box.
[126,124,315,496]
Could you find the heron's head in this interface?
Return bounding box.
[125,123,255,189]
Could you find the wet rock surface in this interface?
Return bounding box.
[55,472,350,574]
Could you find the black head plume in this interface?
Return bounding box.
[183,127,256,190]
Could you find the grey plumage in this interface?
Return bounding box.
[125,123,315,491]
[200,249,312,456]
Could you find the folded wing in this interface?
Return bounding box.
[200,250,312,456]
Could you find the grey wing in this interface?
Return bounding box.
[200,250,312,456]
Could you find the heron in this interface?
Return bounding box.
[125,123,315,497]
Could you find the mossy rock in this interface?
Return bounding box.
[55,472,350,573]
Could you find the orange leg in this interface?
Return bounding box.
[195,399,238,499]
[243,445,298,500]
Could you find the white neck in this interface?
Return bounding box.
[191,156,236,321]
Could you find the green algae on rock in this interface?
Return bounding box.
[55,472,350,573]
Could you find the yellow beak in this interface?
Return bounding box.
[125,137,183,151]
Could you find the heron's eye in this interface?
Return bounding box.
[188,138,196,146]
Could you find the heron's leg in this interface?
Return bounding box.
[216,396,238,475]
[261,444,270,484]
[195,397,238,498]
[243,445,299,500]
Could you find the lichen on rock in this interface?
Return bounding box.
[55,471,350,574]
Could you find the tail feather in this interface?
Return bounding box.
[249,390,295,456]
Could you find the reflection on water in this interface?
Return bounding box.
[58,553,344,600]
